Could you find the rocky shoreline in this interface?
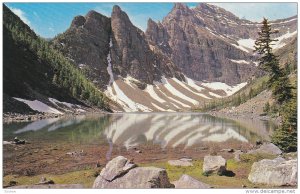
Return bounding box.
[209,111,282,126]
[5,143,297,189]
[3,110,109,123]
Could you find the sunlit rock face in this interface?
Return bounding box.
[146,3,297,85]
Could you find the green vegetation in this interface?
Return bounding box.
[3,153,278,188]
[3,5,109,110]
[254,18,297,152]
[3,168,99,188]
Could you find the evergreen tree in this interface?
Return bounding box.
[271,71,293,104]
[254,18,281,88]
[254,18,296,152]
[271,97,297,152]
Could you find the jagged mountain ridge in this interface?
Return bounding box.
[52,3,297,112]
[53,6,184,89]
[146,3,297,84]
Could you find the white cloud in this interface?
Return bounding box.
[9,7,31,25]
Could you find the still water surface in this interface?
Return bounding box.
[3,113,277,148]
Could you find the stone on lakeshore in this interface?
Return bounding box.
[234,150,243,162]
[248,157,297,186]
[93,156,174,188]
[100,156,137,181]
[203,155,227,175]
[172,174,210,188]
[248,143,282,155]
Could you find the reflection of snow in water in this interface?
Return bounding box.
[103,114,252,149]
[202,128,248,142]
[106,138,113,161]
[14,118,60,134]
[47,116,85,132]
[14,116,86,134]
[11,113,271,149]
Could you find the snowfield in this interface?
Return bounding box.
[14,98,63,114]
[272,30,297,49]
[201,82,247,96]
[237,38,256,50]
[105,75,248,112]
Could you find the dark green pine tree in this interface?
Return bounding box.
[254,18,281,88]
[254,18,292,105]
[271,96,297,152]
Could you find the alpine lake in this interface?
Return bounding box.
[3,112,278,188]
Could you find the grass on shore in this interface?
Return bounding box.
[3,168,100,188]
[3,153,278,189]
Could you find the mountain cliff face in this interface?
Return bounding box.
[53,5,184,89]
[110,5,184,85]
[52,3,297,112]
[52,11,111,89]
[145,3,297,85]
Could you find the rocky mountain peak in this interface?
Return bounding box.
[195,3,239,21]
[173,3,189,10]
[112,5,122,13]
[71,15,86,28]
[86,10,102,18]
[170,3,192,17]
[111,5,130,22]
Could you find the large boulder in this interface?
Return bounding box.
[93,156,174,188]
[203,155,227,175]
[248,143,282,155]
[172,174,210,188]
[99,156,137,181]
[248,157,297,186]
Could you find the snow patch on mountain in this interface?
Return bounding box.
[105,76,248,112]
[172,78,211,99]
[145,85,166,104]
[14,98,63,114]
[201,82,247,96]
[273,30,297,49]
[230,59,250,64]
[161,76,199,105]
[231,43,249,53]
[237,38,256,50]
[185,76,204,92]
[49,98,74,108]
[108,81,152,112]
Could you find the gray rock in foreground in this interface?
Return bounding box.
[8,184,84,189]
[234,150,243,162]
[248,143,282,155]
[248,157,297,186]
[203,155,227,175]
[99,156,137,181]
[93,156,174,188]
[172,174,210,189]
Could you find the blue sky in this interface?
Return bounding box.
[5,2,297,38]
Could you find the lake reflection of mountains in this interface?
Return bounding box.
[103,113,270,149]
[7,113,273,148]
